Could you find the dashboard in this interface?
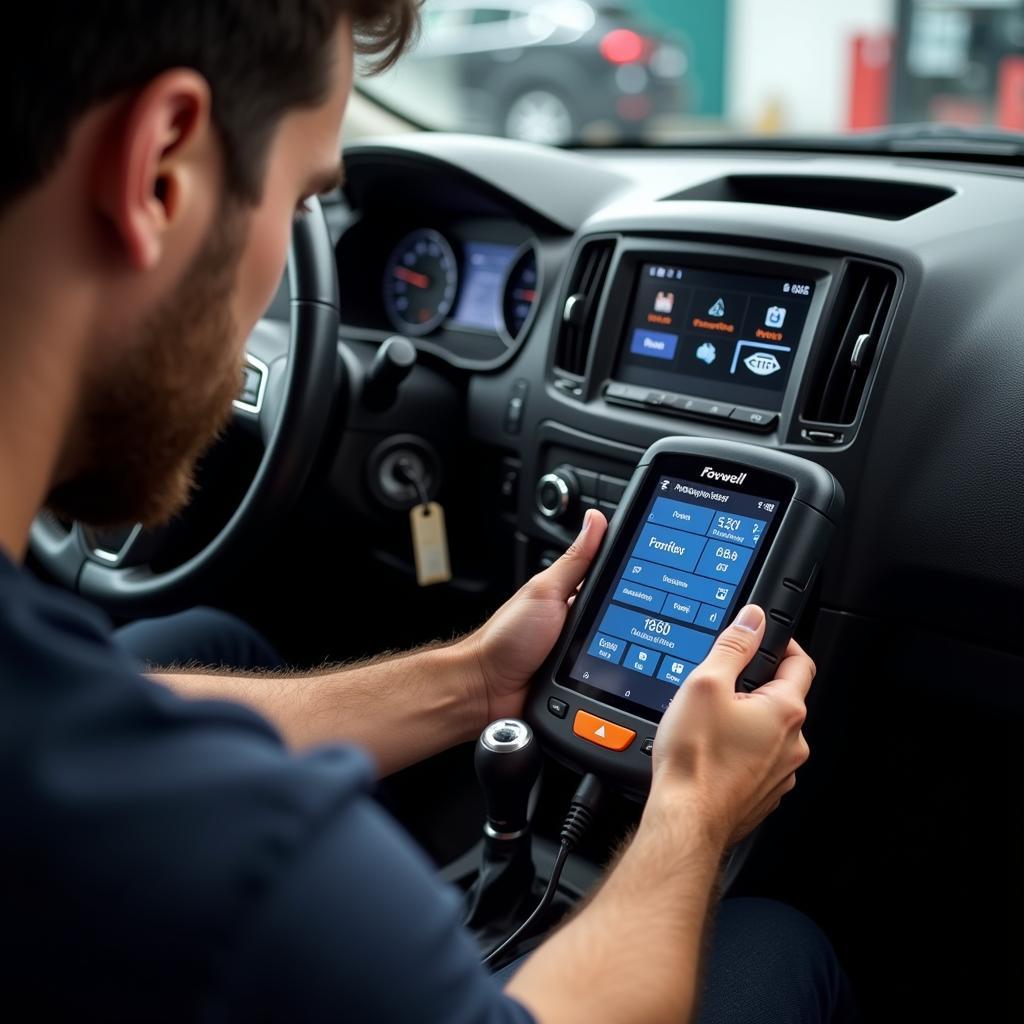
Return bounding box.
[381,227,537,344]
[321,133,1024,684]
[336,215,540,365]
[307,132,1024,1020]
[332,156,550,369]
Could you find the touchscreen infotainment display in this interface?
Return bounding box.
[558,462,793,721]
[613,262,815,411]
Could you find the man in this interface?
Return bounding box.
[0,3,849,1021]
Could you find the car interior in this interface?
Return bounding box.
[27,3,1024,1019]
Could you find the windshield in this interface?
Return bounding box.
[359,0,1024,147]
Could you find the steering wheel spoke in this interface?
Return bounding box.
[233,318,291,443]
[80,522,167,569]
[28,514,89,589]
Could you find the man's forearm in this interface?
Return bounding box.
[155,639,483,775]
[506,782,725,1024]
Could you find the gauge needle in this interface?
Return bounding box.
[394,266,430,289]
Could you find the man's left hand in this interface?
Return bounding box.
[462,509,607,727]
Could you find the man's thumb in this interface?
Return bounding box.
[697,604,765,679]
[537,509,607,601]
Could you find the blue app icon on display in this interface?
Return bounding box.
[696,342,717,365]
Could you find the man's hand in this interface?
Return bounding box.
[157,510,605,775]
[648,604,814,848]
[508,601,813,1023]
[462,509,607,726]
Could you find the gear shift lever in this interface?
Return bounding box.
[475,719,542,841]
[463,719,542,931]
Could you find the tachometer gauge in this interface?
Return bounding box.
[501,244,539,344]
[383,228,459,336]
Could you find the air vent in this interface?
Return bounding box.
[553,238,615,378]
[802,261,897,426]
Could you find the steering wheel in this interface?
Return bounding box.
[30,198,340,617]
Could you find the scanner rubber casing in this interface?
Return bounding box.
[526,437,843,794]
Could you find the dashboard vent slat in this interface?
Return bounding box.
[553,239,615,378]
[802,261,897,426]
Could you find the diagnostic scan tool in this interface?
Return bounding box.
[528,438,843,792]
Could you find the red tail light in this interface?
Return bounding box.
[599,28,647,65]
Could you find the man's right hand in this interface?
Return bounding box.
[506,604,816,1023]
[648,604,814,849]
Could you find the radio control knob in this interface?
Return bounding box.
[536,468,578,520]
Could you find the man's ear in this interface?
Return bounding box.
[93,69,215,270]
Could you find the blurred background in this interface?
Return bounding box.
[356,0,1024,145]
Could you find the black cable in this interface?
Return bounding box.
[481,773,603,968]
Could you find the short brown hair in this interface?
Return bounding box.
[0,1,419,211]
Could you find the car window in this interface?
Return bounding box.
[359,0,1024,148]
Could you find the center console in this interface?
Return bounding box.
[518,233,897,562]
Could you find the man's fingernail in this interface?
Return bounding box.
[732,605,763,632]
[577,510,592,537]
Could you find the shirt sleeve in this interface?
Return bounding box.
[204,786,537,1024]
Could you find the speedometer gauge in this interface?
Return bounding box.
[501,243,539,344]
[383,228,459,336]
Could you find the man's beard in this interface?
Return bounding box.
[47,210,250,529]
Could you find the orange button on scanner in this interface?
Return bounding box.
[572,710,636,752]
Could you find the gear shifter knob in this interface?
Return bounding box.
[475,719,542,841]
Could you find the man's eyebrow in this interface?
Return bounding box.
[309,162,345,197]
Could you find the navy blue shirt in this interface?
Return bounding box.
[0,552,534,1023]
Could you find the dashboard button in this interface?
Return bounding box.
[499,458,520,510]
[572,710,636,751]
[665,393,705,413]
[598,475,628,502]
[504,395,525,433]
[605,383,648,403]
[575,468,600,496]
[536,470,577,520]
[704,401,734,420]
[504,379,529,434]
[547,697,568,719]
[664,395,733,420]
[645,390,668,407]
[730,407,778,430]
[641,737,654,756]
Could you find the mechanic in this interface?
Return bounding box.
[0,3,852,1021]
